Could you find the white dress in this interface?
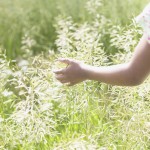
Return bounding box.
[136,3,150,42]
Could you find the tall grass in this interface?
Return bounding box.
[0,0,150,149]
[0,0,149,58]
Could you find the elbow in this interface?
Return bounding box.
[127,66,145,86]
[126,65,145,86]
[129,77,144,86]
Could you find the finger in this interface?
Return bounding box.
[60,80,68,83]
[53,68,66,74]
[57,58,74,65]
[55,74,66,80]
[67,82,76,86]
[55,77,68,83]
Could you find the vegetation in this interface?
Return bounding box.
[0,0,150,149]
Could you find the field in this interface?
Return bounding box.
[0,0,150,149]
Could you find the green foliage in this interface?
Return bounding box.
[0,0,149,58]
[0,0,150,149]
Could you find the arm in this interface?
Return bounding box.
[54,34,150,86]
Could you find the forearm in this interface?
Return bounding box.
[84,63,139,86]
[83,35,150,86]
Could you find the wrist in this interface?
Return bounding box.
[81,64,93,80]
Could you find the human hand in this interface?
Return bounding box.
[53,58,88,86]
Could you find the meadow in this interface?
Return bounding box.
[0,0,150,149]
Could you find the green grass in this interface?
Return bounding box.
[0,0,150,149]
[0,0,149,58]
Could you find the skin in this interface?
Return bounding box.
[53,34,150,86]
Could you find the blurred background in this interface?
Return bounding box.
[0,0,149,59]
[1,1,150,149]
